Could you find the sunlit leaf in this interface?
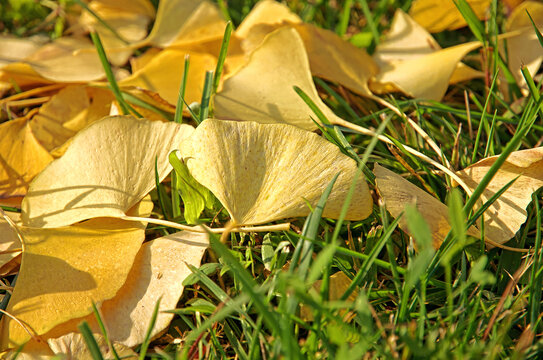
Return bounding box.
[409,0,490,33]
[22,115,194,228]
[214,27,341,131]
[29,85,114,153]
[48,332,137,359]
[456,148,543,245]
[180,119,373,225]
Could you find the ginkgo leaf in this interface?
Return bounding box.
[0,117,54,198]
[180,119,372,225]
[142,0,225,48]
[374,164,480,248]
[42,231,208,347]
[79,0,155,66]
[29,85,114,153]
[455,148,543,245]
[120,49,216,106]
[214,27,341,131]
[502,1,543,94]
[22,37,104,83]
[0,35,47,67]
[234,1,377,97]
[373,9,483,87]
[22,115,194,228]
[409,0,490,33]
[0,203,152,348]
[370,40,481,100]
[48,332,137,359]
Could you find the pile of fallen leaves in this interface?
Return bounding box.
[0,0,542,357]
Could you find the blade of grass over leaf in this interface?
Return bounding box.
[174,55,190,124]
[89,32,138,117]
[213,22,233,94]
[78,321,105,360]
[138,297,161,360]
[199,70,214,123]
[91,303,120,360]
[74,0,129,45]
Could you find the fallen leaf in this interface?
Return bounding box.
[373,9,483,88]
[29,85,114,153]
[79,0,155,66]
[235,1,377,97]
[0,35,47,67]
[22,115,194,228]
[0,212,22,272]
[214,27,342,131]
[48,332,137,359]
[143,0,225,48]
[502,1,543,94]
[180,119,372,225]
[456,148,543,245]
[0,210,150,347]
[120,49,216,106]
[43,231,208,347]
[0,117,54,198]
[370,40,481,100]
[374,164,480,248]
[409,0,490,33]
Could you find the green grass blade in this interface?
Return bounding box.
[78,321,105,360]
[74,0,128,44]
[91,302,120,360]
[213,22,233,94]
[138,297,161,360]
[174,55,190,124]
[336,0,353,36]
[154,156,171,220]
[199,70,214,123]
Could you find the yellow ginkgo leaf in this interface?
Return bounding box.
[373,9,483,88]
[0,35,47,67]
[22,37,104,83]
[79,0,155,66]
[29,85,114,153]
[409,0,490,33]
[0,212,150,347]
[456,148,543,245]
[180,119,372,225]
[22,115,194,228]
[0,117,54,198]
[0,212,22,273]
[42,231,208,347]
[374,164,480,248]
[120,49,216,106]
[234,1,377,97]
[142,0,225,48]
[214,27,341,131]
[502,1,543,94]
[370,40,481,100]
[48,332,137,359]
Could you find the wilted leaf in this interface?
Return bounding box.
[22,115,194,228]
[29,85,114,153]
[214,27,341,131]
[456,148,543,245]
[180,119,372,225]
[0,201,152,348]
[79,0,155,66]
[409,0,490,33]
[120,49,216,106]
[0,35,47,67]
[374,164,479,248]
[502,1,543,94]
[0,117,53,198]
[48,332,137,359]
[0,212,22,273]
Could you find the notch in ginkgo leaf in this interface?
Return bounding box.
[22,115,194,228]
[179,119,373,226]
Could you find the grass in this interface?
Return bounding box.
[2,0,543,359]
